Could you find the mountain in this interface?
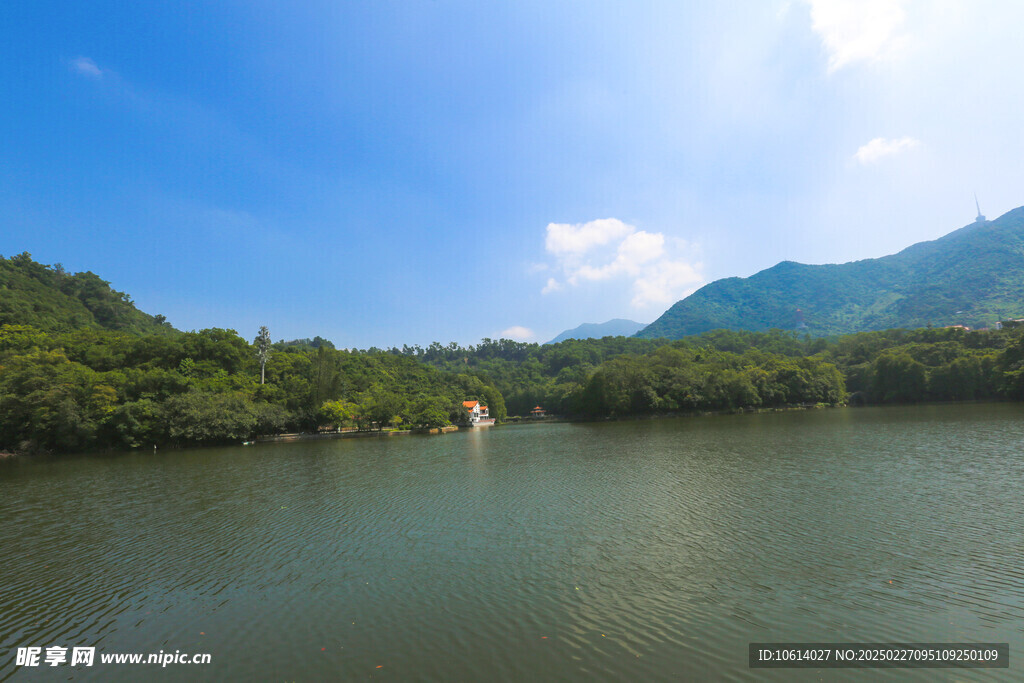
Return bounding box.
[547,319,647,344]
[0,252,175,334]
[638,206,1024,339]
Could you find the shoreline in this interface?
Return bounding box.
[501,398,1019,427]
[4,400,1013,459]
[504,401,842,426]
[255,425,461,443]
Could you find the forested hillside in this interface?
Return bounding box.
[639,206,1024,338]
[0,254,510,454]
[5,253,1024,457]
[407,326,1024,417]
[0,325,504,454]
[0,252,174,335]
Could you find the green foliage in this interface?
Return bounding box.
[407,325,1024,417]
[6,245,1024,455]
[359,384,409,431]
[407,395,453,429]
[319,399,357,429]
[818,326,1007,403]
[995,334,1024,399]
[164,391,260,444]
[871,352,927,403]
[0,348,118,452]
[0,252,176,334]
[0,320,507,452]
[409,336,664,417]
[107,399,164,448]
[569,346,845,417]
[481,385,507,422]
[0,324,52,353]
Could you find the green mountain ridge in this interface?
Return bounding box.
[638,206,1024,339]
[0,252,174,335]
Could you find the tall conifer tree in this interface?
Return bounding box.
[255,326,271,384]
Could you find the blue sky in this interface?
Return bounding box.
[2,0,1023,348]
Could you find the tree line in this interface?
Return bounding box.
[7,251,1024,456]
[4,322,1024,455]
[0,325,504,454]
[407,326,1024,415]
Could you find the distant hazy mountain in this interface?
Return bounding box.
[548,319,647,344]
[638,206,1024,339]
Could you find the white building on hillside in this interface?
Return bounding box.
[462,400,494,426]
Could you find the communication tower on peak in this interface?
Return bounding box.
[975,194,986,223]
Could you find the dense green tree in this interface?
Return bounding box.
[996,334,1024,399]
[481,385,507,422]
[0,349,118,452]
[164,391,260,444]
[359,384,408,431]
[407,395,453,429]
[107,398,164,448]
[871,352,928,403]
[319,399,357,430]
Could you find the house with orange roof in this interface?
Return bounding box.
[462,400,495,426]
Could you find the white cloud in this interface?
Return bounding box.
[541,277,563,294]
[498,326,534,341]
[805,0,909,73]
[71,56,104,78]
[570,230,665,283]
[632,260,704,308]
[541,218,703,310]
[616,231,664,268]
[853,136,920,164]
[545,218,634,255]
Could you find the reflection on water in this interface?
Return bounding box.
[1,404,1022,681]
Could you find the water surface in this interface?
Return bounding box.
[2,404,1022,680]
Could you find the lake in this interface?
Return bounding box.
[1,404,1022,681]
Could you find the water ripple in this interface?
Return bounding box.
[2,404,1023,680]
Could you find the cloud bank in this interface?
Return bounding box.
[542,218,703,309]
